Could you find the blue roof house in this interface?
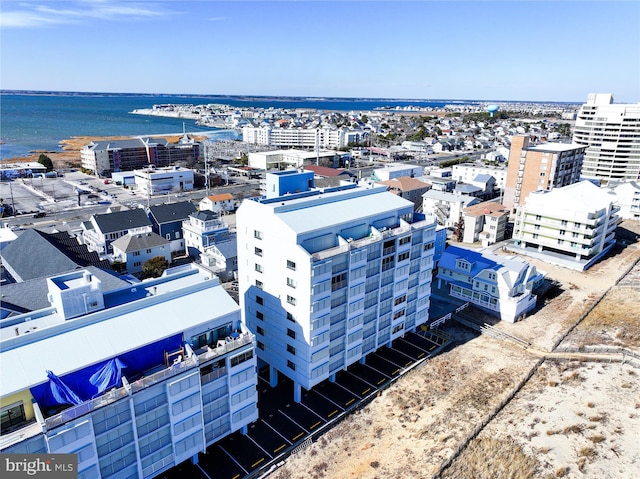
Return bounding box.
[436,245,545,322]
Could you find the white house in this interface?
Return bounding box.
[437,245,545,322]
[422,190,480,228]
[199,193,236,214]
[111,231,172,275]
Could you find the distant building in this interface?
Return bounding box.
[422,190,480,228]
[237,170,437,401]
[437,245,544,322]
[81,137,200,176]
[503,135,584,211]
[0,265,258,478]
[242,125,364,150]
[373,164,423,182]
[573,93,640,182]
[379,176,432,210]
[462,201,510,246]
[134,166,194,195]
[452,163,507,190]
[199,193,236,213]
[248,149,340,170]
[512,181,621,270]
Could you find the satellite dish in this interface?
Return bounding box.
[486,105,499,117]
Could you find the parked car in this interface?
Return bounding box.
[33,212,47,218]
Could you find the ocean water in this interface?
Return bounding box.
[0,92,465,160]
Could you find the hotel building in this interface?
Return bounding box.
[0,265,258,479]
[512,181,621,269]
[242,126,365,150]
[81,138,200,177]
[237,171,437,402]
[573,93,640,182]
[503,136,584,211]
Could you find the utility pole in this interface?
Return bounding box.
[9,181,16,216]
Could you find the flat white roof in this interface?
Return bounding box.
[528,142,584,152]
[0,271,239,397]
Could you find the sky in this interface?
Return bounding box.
[1,0,639,103]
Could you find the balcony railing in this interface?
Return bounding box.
[196,332,254,364]
[44,355,199,430]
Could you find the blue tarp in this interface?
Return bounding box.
[31,333,183,411]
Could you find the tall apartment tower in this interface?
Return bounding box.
[237,171,437,402]
[503,136,584,211]
[573,93,640,182]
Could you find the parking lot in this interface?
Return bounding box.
[159,329,450,479]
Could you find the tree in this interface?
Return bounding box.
[38,154,54,171]
[141,256,169,279]
[361,114,369,124]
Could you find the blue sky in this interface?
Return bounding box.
[1,1,639,102]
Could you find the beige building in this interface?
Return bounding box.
[379,176,431,210]
[503,136,584,212]
[462,201,510,246]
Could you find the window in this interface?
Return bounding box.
[133,261,141,267]
[256,326,264,336]
[256,311,264,321]
[254,230,263,240]
[535,215,542,221]
[561,220,568,226]
[255,279,263,289]
[256,295,264,305]
[287,260,296,271]
[394,295,406,306]
[286,312,295,322]
[133,251,141,257]
[287,344,296,355]
[399,236,411,245]
[255,263,263,273]
[287,360,296,371]
[257,341,265,351]
[287,295,296,306]
[254,247,263,257]
[146,249,152,254]
[286,277,297,288]
[230,350,254,367]
[398,252,410,262]
[533,233,539,239]
[287,328,296,339]
[393,309,405,320]
[559,229,566,235]
[424,242,434,251]
[1,402,26,433]
[331,272,347,291]
[382,256,395,272]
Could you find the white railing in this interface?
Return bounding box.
[129,355,198,394]
[197,332,254,363]
[45,386,130,429]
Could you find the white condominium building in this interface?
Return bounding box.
[242,125,365,149]
[0,265,258,479]
[573,93,640,182]
[237,171,437,402]
[513,181,621,269]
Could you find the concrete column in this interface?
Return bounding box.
[270,366,278,387]
[192,454,199,465]
[241,425,248,435]
[360,357,366,365]
[294,382,302,403]
[538,245,543,252]
[329,373,336,383]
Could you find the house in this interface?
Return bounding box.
[183,210,231,257]
[437,245,545,322]
[147,201,197,255]
[82,209,153,255]
[422,190,480,228]
[200,234,238,281]
[303,165,353,179]
[111,232,171,275]
[512,181,621,270]
[373,164,423,182]
[462,201,510,246]
[378,176,432,210]
[198,193,236,214]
